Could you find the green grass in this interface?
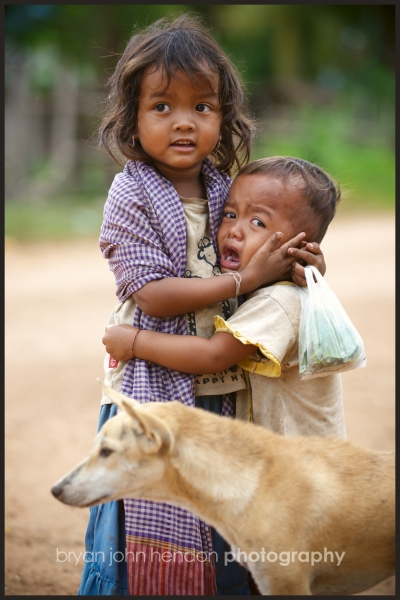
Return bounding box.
[5,195,105,242]
[252,105,395,212]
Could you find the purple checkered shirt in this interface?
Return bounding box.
[99,159,235,590]
[100,158,233,410]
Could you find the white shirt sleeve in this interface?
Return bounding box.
[214,284,301,377]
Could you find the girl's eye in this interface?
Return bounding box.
[251,218,265,228]
[196,104,211,113]
[155,104,170,112]
[223,211,236,219]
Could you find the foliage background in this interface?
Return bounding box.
[5,4,395,241]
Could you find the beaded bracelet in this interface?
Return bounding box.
[216,271,242,298]
[131,328,141,358]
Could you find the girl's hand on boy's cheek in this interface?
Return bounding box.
[287,242,326,287]
[242,232,305,290]
[102,324,138,362]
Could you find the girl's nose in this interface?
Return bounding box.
[173,111,195,131]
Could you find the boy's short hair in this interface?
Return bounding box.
[237,156,341,243]
[100,14,255,176]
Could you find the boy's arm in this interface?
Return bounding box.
[102,324,256,374]
[134,231,306,317]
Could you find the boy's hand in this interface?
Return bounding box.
[287,242,326,287]
[102,324,138,361]
[241,231,306,293]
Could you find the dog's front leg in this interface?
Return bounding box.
[268,579,312,596]
[251,563,312,596]
[247,562,270,596]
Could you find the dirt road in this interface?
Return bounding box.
[5,213,395,595]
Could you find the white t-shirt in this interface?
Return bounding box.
[181,195,246,396]
[215,282,347,438]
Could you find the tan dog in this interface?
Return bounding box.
[52,383,395,595]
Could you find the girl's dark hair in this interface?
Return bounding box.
[237,157,341,243]
[100,14,255,176]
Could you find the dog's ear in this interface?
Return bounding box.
[128,410,173,455]
[97,379,173,455]
[98,379,141,412]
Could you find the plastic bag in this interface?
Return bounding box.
[298,266,366,380]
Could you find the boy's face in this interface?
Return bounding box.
[218,174,306,272]
[136,66,222,180]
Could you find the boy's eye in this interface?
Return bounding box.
[223,211,236,219]
[155,104,170,112]
[196,104,211,113]
[251,218,265,228]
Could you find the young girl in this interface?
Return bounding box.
[80,16,326,596]
[103,156,347,444]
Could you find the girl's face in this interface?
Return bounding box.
[136,66,222,181]
[218,174,306,272]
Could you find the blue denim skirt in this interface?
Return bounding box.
[78,403,128,595]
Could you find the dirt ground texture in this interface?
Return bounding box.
[5,213,395,596]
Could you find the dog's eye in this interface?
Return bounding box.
[99,448,113,458]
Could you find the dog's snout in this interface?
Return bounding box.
[51,483,64,499]
[51,474,75,499]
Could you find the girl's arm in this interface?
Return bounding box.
[102,324,256,374]
[134,231,306,317]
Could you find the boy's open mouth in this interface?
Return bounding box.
[220,248,240,270]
